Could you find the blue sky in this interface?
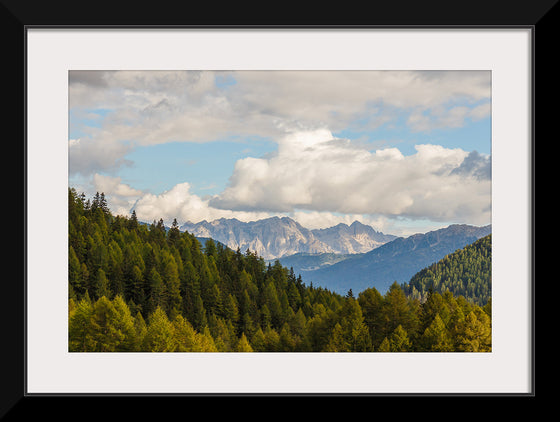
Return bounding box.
[117,137,277,197]
[68,70,491,235]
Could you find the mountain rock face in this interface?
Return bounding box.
[292,224,492,295]
[181,217,327,260]
[180,217,394,260]
[312,221,397,254]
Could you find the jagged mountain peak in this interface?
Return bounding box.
[180,217,395,259]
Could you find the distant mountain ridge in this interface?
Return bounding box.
[180,217,396,260]
[312,221,397,254]
[278,223,492,295]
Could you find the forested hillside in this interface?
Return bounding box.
[401,234,491,306]
[68,188,491,352]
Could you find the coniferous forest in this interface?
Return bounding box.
[402,234,492,306]
[68,188,491,352]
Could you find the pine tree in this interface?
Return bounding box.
[69,246,83,296]
[162,254,182,319]
[133,312,147,351]
[456,310,492,352]
[263,327,281,351]
[389,325,412,352]
[130,265,145,313]
[80,263,91,297]
[250,327,266,352]
[290,308,308,348]
[264,281,282,328]
[204,238,218,258]
[381,282,419,344]
[236,333,253,352]
[197,326,218,352]
[192,294,207,331]
[325,323,349,352]
[99,192,109,214]
[339,297,371,352]
[421,314,453,352]
[279,323,297,352]
[148,268,165,314]
[95,269,111,300]
[144,306,176,352]
[128,210,139,231]
[358,287,384,346]
[420,291,450,334]
[90,296,124,352]
[167,218,181,247]
[69,297,95,352]
[112,295,136,352]
[223,293,240,328]
[172,315,198,352]
[377,337,391,352]
[240,313,256,341]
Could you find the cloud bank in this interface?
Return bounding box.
[69,70,491,177]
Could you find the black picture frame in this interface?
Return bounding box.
[11,0,548,415]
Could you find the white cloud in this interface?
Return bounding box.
[123,177,392,232]
[209,130,491,225]
[132,182,273,226]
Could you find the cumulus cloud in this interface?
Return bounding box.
[114,178,393,232]
[209,130,491,225]
[132,182,273,226]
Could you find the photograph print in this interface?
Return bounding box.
[67,70,492,353]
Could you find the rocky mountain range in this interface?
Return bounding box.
[180,217,396,260]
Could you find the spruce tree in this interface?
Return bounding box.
[250,327,266,352]
[133,312,147,351]
[69,246,83,296]
[389,325,412,352]
[172,315,198,352]
[90,296,124,352]
[236,333,253,352]
[144,306,176,352]
[69,297,95,352]
[456,310,492,352]
[421,314,453,352]
[325,323,349,352]
[95,269,111,300]
[112,295,136,352]
[377,337,391,352]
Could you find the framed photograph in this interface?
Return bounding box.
[15,5,544,409]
